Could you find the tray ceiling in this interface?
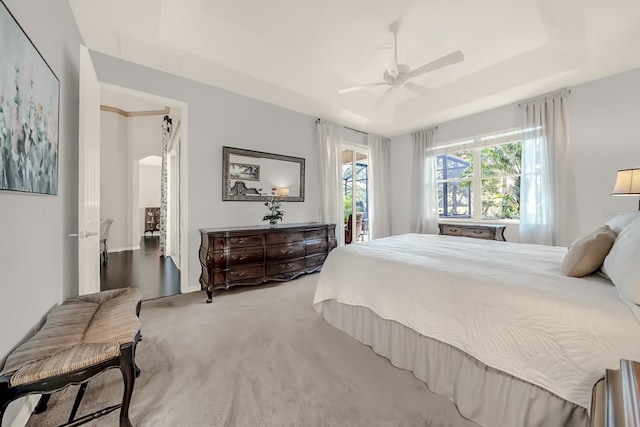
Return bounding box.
[69,0,640,137]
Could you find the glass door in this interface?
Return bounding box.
[342,147,369,244]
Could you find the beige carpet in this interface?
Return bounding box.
[27,274,478,427]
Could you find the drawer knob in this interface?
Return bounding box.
[236,238,245,243]
[282,249,293,255]
[281,263,293,269]
[232,271,245,277]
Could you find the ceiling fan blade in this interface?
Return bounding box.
[338,82,387,94]
[404,82,430,97]
[409,50,464,78]
[373,87,394,110]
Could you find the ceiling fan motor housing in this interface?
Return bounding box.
[383,64,410,87]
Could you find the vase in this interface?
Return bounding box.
[269,219,278,228]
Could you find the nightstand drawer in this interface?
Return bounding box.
[438,223,506,241]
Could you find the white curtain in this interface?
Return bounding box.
[411,128,439,234]
[520,92,577,246]
[368,134,392,239]
[159,115,171,256]
[316,119,345,246]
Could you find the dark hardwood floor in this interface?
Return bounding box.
[100,235,181,300]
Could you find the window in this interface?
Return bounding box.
[436,130,522,220]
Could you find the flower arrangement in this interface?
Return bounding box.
[263,189,285,227]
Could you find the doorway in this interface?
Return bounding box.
[97,84,188,300]
[342,146,369,244]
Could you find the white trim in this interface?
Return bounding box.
[341,141,367,153]
[9,395,40,427]
[178,105,190,294]
[107,246,140,253]
[433,126,538,154]
[99,83,190,294]
[167,120,181,152]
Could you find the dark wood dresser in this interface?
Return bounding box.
[438,222,506,241]
[199,222,337,303]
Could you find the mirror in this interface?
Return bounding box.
[222,146,305,202]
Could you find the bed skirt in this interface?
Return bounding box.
[316,299,589,427]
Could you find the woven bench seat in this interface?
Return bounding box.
[0,288,142,427]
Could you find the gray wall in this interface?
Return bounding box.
[390,67,640,242]
[90,52,320,291]
[0,1,82,425]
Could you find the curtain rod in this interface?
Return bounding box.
[517,88,571,107]
[316,118,367,136]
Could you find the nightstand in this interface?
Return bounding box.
[438,222,506,241]
[590,359,640,427]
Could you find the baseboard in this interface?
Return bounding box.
[107,246,139,253]
[9,394,40,427]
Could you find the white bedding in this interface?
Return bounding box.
[313,233,640,409]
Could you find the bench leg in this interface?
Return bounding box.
[0,383,10,426]
[34,393,51,414]
[119,346,136,427]
[68,383,88,423]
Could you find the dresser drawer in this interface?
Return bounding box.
[306,253,328,269]
[305,228,327,241]
[266,258,305,276]
[227,248,264,266]
[266,231,304,245]
[266,243,306,260]
[214,234,265,250]
[215,265,264,284]
[306,240,328,254]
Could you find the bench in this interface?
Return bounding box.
[0,288,142,427]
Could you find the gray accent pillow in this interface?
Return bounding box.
[562,225,617,278]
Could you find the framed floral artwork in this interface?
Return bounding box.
[0,0,60,195]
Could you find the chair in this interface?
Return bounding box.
[345,213,363,244]
[100,219,114,263]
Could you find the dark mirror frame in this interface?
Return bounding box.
[222,146,306,202]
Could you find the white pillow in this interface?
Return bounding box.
[602,217,640,304]
[606,211,640,234]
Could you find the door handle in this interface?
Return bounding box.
[68,231,98,238]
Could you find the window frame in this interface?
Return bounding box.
[435,128,524,223]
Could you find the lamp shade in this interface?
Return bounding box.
[612,168,640,195]
[276,188,289,197]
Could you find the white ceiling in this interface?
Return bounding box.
[69,0,640,137]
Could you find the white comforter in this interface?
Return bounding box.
[313,233,640,409]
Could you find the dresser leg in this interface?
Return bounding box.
[206,289,213,304]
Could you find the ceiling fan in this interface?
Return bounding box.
[339,23,464,95]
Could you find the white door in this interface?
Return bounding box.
[76,45,101,295]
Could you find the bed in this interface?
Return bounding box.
[313,233,640,427]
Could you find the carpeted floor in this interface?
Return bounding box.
[27,274,477,427]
